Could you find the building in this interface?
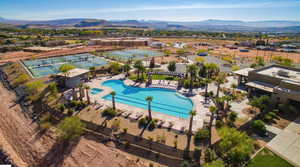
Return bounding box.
[57,68,89,88]
[150,41,166,49]
[88,38,150,47]
[234,65,300,104]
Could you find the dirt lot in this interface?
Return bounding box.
[0,81,147,167]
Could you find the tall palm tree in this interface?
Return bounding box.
[133,60,144,81]
[89,66,96,79]
[209,106,217,146]
[185,110,197,157]
[231,83,238,95]
[215,72,226,97]
[203,78,212,101]
[110,91,116,110]
[145,96,153,120]
[84,85,91,104]
[187,64,199,91]
[122,63,131,77]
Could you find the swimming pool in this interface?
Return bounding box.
[91,88,103,95]
[102,80,193,118]
[23,53,107,77]
[103,49,163,61]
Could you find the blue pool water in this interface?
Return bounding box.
[91,88,103,95]
[23,53,107,77]
[102,80,193,118]
[103,49,163,61]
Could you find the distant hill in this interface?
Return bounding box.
[1,17,300,32]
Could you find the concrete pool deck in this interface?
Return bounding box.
[85,74,212,132]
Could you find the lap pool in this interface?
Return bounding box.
[102,80,193,118]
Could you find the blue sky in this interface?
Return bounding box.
[1,0,300,21]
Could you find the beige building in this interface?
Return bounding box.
[88,38,150,47]
[57,68,89,88]
[234,65,300,103]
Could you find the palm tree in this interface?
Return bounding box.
[231,83,238,95]
[122,63,131,77]
[209,106,217,146]
[145,96,153,120]
[133,60,144,81]
[215,73,226,97]
[203,78,212,101]
[185,110,197,157]
[89,66,96,78]
[110,91,116,110]
[84,85,91,104]
[187,64,199,91]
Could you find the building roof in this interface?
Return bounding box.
[233,68,254,77]
[246,81,274,92]
[257,66,300,83]
[57,68,89,78]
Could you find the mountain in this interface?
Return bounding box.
[1,17,300,32]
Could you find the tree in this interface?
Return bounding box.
[228,112,238,125]
[58,116,85,141]
[109,62,122,74]
[203,78,212,100]
[255,56,265,66]
[209,106,217,146]
[187,64,199,91]
[122,63,131,77]
[167,61,176,72]
[204,160,225,167]
[111,91,116,110]
[145,96,153,120]
[84,85,91,104]
[186,110,196,156]
[48,82,58,97]
[133,60,144,81]
[248,95,270,113]
[231,83,238,95]
[25,80,46,101]
[251,120,266,136]
[217,127,254,165]
[149,57,155,69]
[215,72,226,97]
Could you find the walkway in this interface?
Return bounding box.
[267,117,300,167]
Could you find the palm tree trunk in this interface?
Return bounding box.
[112,96,116,110]
[148,102,152,120]
[185,115,194,157]
[216,84,220,97]
[86,89,90,104]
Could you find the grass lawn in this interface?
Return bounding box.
[246,148,293,167]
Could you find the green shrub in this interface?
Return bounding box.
[138,117,148,127]
[194,129,210,145]
[252,120,266,136]
[205,148,217,162]
[102,108,117,117]
[216,120,224,128]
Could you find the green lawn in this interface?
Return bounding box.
[246,148,294,167]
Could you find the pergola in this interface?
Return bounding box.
[146,71,185,87]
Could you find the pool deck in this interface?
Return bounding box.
[85,74,212,132]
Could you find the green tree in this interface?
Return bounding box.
[248,95,270,113]
[251,120,266,136]
[167,61,176,72]
[58,116,85,141]
[145,96,153,120]
[84,85,91,104]
[122,63,131,76]
[89,66,96,78]
[111,91,116,110]
[215,72,226,98]
[133,60,145,81]
[187,64,199,90]
[217,127,254,165]
[185,110,196,157]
